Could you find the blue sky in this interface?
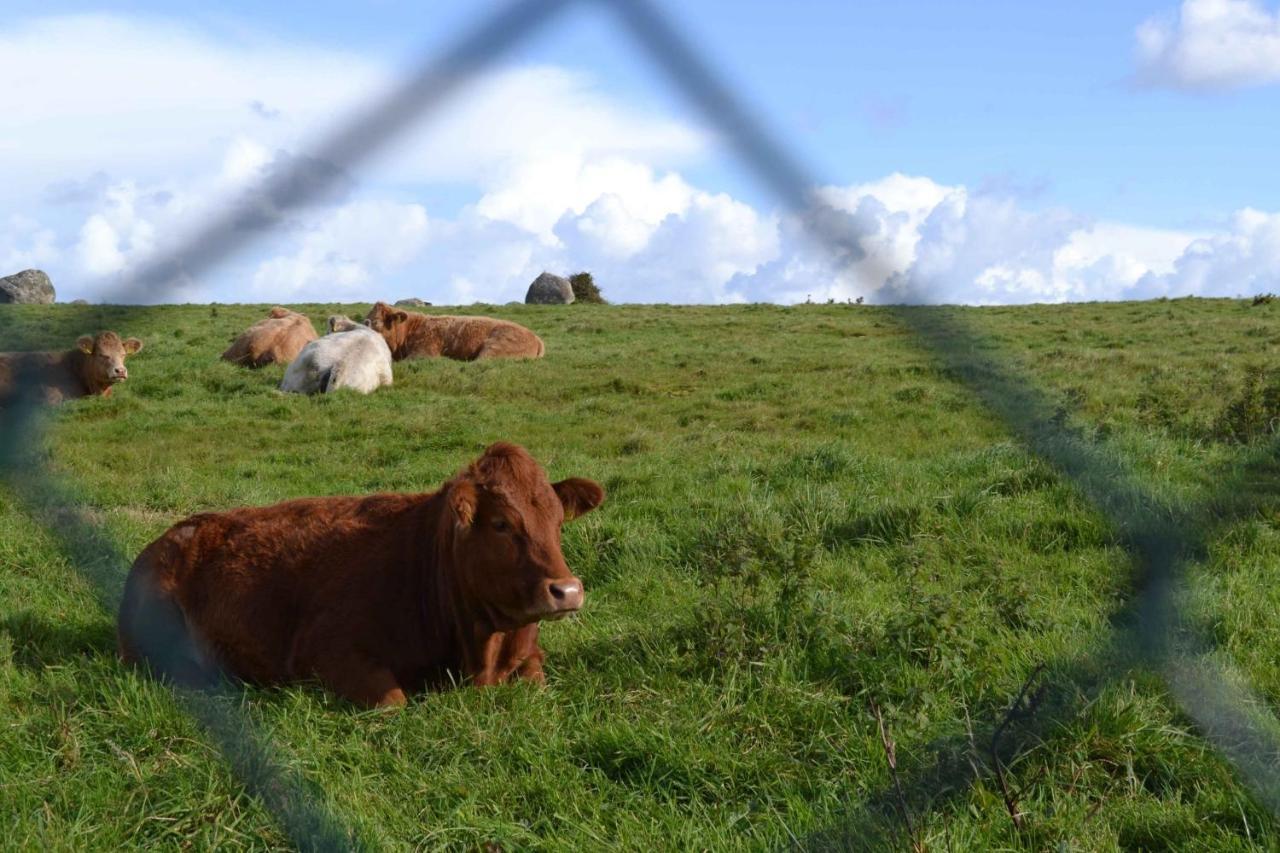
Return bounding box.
[2,0,1279,304]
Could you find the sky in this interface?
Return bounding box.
[2,0,1279,305]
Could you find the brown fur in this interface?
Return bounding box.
[364,301,545,361]
[221,307,318,367]
[117,442,605,707]
[0,331,143,405]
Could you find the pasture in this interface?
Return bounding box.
[2,298,1279,849]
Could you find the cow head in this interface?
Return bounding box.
[77,331,143,388]
[327,314,361,334]
[363,301,411,342]
[268,306,294,319]
[444,442,604,629]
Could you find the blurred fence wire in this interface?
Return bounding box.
[2,0,1279,847]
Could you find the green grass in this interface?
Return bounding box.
[2,298,1280,850]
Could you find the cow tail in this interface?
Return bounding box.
[318,366,337,394]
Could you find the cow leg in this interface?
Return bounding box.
[312,656,407,708]
[469,627,545,685]
[516,652,546,685]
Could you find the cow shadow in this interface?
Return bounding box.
[1,610,118,671]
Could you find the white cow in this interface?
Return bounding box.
[279,315,393,395]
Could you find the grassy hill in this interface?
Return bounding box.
[2,298,1279,849]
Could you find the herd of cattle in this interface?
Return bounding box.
[1,302,606,707]
[0,301,546,404]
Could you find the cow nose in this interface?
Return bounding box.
[114,368,127,380]
[546,579,583,611]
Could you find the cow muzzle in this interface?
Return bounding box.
[543,578,584,618]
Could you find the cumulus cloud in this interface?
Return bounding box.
[0,215,59,272]
[1136,0,1280,89]
[1132,208,1280,296]
[721,174,1263,306]
[74,182,158,277]
[557,189,779,303]
[251,200,430,301]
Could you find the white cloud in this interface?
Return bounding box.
[251,200,431,301]
[476,156,696,244]
[1131,208,1280,296]
[584,190,779,303]
[1136,0,1280,89]
[0,214,59,272]
[0,15,703,196]
[723,176,1275,306]
[74,182,158,276]
[0,16,384,195]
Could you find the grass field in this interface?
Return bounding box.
[2,298,1280,850]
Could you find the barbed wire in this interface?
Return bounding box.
[2,0,1277,847]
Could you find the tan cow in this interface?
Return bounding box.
[221,307,317,367]
[117,442,605,707]
[364,301,544,361]
[0,331,143,405]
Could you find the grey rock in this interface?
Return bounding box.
[394,297,431,308]
[0,269,56,304]
[524,271,574,305]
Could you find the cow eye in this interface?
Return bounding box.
[491,517,511,533]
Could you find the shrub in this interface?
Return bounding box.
[1210,366,1280,443]
[1252,293,1276,306]
[569,271,607,304]
[686,500,823,664]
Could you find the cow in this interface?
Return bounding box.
[116,442,605,707]
[221,306,317,367]
[0,331,143,406]
[278,315,394,395]
[364,301,545,362]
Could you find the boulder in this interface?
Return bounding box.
[0,269,55,304]
[524,272,574,305]
[394,298,431,308]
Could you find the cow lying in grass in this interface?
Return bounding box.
[0,332,143,405]
[221,306,317,367]
[278,314,393,395]
[364,301,545,361]
[117,442,605,707]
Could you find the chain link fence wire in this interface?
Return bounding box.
[2,0,1279,846]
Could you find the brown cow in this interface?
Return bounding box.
[0,331,143,405]
[364,301,545,361]
[117,442,604,707]
[221,306,317,367]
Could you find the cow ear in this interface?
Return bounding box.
[554,478,605,521]
[450,479,477,528]
[122,338,143,355]
[327,316,340,333]
[76,335,94,355]
[391,310,409,325]
[269,306,291,319]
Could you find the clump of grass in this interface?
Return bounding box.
[687,498,822,665]
[1210,366,1280,443]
